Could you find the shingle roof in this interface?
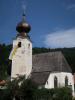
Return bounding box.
[31,71,50,85]
[31,51,72,85]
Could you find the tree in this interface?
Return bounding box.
[20,78,38,100]
[0,76,73,100]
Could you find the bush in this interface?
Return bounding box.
[53,87,72,100]
[0,77,73,100]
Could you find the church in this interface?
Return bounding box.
[9,13,74,96]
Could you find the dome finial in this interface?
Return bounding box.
[16,0,31,34]
[22,1,26,21]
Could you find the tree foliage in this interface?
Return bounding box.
[0,44,75,80]
[0,44,12,80]
[0,77,72,100]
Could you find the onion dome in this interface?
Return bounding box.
[16,14,31,33]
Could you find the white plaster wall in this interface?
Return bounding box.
[45,72,74,96]
[11,37,32,78]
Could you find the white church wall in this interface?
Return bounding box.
[11,37,32,78]
[45,72,74,96]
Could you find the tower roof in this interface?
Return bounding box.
[16,14,31,33]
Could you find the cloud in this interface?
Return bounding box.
[66,4,75,10]
[44,28,75,48]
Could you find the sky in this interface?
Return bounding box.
[0,0,75,48]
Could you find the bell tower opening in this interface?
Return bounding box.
[18,42,21,48]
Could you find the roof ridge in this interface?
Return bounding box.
[33,51,62,56]
[32,71,51,73]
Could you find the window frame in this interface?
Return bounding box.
[54,76,58,88]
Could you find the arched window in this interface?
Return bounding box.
[54,76,58,88]
[65,76,68,86]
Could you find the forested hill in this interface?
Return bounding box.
[0,44,75,80]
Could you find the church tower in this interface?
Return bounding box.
[9,14,32,79]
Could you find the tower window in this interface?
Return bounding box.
[65,76,68,86]
[18,42,21,48]
[28,43,30,48]
[54,76,58,88]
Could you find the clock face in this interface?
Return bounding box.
[21,50,25,54]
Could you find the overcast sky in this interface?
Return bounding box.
[0,0,75,48]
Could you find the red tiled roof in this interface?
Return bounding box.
[0,80,6,86]
[73,74,75,84]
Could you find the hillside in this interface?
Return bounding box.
[0,44,75,80]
